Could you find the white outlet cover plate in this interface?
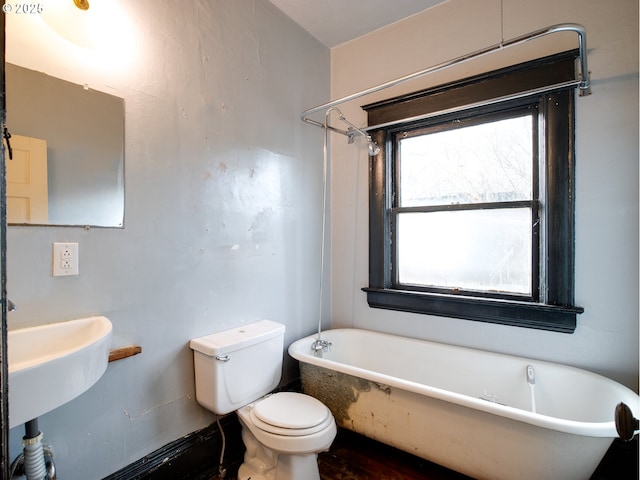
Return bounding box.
[53,242,79,276]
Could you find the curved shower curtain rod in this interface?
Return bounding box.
[301,23,591,135]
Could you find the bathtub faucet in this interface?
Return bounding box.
[311,338,332,353]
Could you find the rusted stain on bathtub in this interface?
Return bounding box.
[300,363,392,426]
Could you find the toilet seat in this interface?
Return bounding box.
[250,392,332,436]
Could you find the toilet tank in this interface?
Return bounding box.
[190,320,285,415]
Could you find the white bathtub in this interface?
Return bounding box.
[288,328,639,480]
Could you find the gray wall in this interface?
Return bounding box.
[6,1,329,478]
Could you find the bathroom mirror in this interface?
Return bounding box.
[5,63,124,227]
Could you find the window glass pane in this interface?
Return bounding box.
[399,115,533,207]
[397,208,532,295]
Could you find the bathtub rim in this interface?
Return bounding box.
[288,328,639,438]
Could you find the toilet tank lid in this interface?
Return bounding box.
[190,320,285,356]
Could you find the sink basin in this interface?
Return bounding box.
[8,316,112,428]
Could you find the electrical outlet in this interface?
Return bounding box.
[53,242,79,276]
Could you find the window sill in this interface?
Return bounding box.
[362,287,583,333]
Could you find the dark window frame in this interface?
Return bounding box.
[363,51,584,333]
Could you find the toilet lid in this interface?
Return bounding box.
[251,392,332,436]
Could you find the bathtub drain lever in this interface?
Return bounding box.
[526,365,536,413]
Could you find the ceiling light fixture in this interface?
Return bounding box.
[73,0,90,11]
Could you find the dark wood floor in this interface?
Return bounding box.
[319,429,638,480]
[322,429,639,480]
[318,428,472,480]
[198,428,637,480]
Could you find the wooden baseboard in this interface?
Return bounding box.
[101,415,243,480]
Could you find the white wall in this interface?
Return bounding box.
[5,1,329,478]
[330,0,639,390]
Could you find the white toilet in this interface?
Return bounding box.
[190,320,336,480]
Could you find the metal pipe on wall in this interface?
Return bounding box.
[301,23,591,133]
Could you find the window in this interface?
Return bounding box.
[363,51,584,332]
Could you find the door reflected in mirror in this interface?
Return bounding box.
[5,63,124,227]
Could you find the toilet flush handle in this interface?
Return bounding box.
[215,355,230,362]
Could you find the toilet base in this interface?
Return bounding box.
[237,452,321,480]
[237,425,323,480]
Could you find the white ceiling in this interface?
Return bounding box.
[267,0,448,48]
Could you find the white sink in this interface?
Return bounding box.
[8,316,112,429]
